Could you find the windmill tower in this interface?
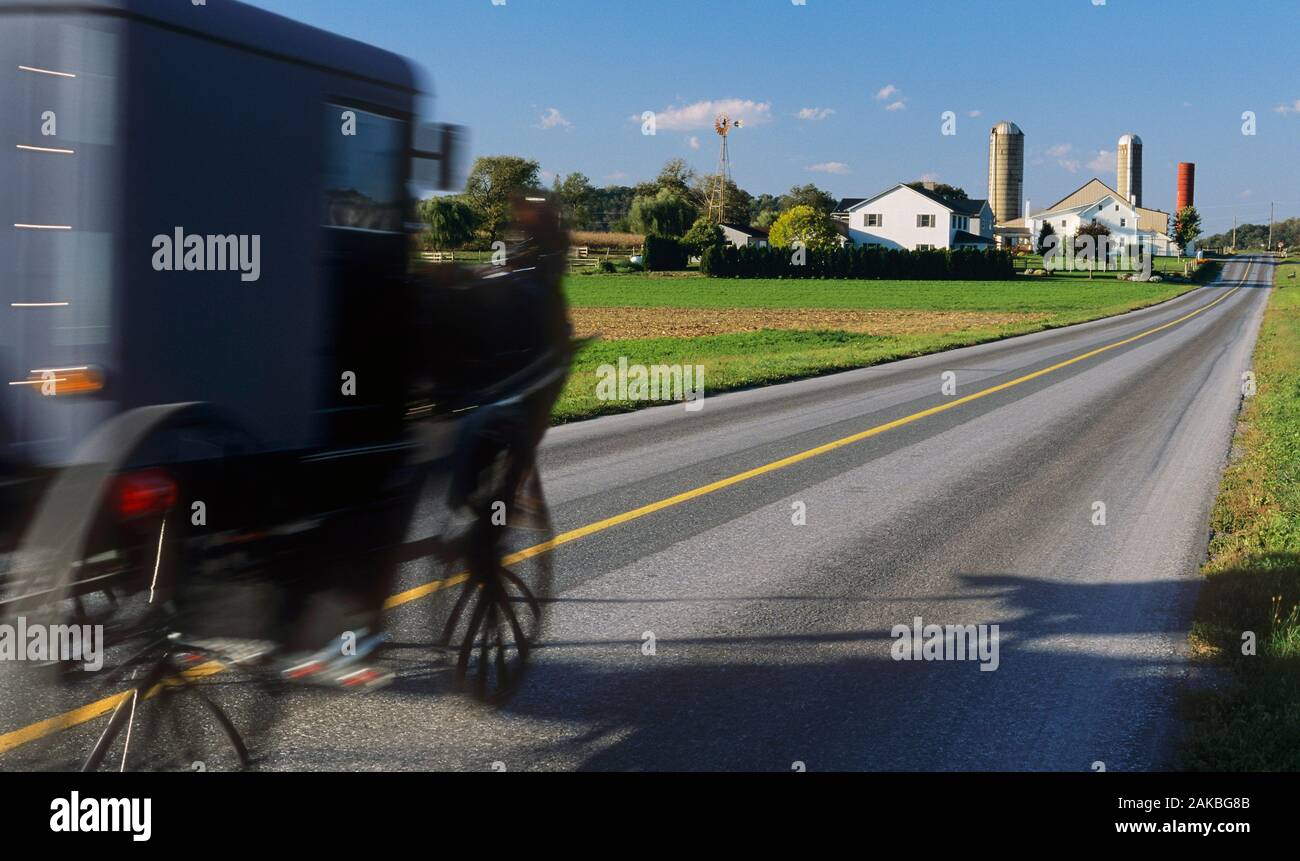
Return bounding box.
[706,113,742,224]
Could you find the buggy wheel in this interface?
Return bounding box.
[444,463,553,704]
[0,404,273,771]
[406,452,554,705]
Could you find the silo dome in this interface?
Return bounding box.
[992,121,1023,135]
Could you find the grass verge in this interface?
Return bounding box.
[1179,259,1300,771]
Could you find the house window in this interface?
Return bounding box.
[1120,218,1126,227]
[917,214,936,228]
[916,243,934,251]
[951,215,968,231]
[865,213,883,227]
[1061,219,1067,227]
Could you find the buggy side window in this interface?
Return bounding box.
[322,104,406,233]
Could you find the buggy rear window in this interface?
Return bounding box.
[322,104,406,233]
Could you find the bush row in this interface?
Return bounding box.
[643,235,689,271]
[699,244,1015,279]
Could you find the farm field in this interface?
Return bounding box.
[554,272,1213,422]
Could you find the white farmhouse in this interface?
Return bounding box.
[842,183,994,251]
[1007,178,1177,256]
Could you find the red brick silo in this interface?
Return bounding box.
[1176,163,1195,212]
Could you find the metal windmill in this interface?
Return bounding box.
[706,113,742,224]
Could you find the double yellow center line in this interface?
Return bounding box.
[0,262,1253,755]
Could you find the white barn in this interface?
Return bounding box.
[719,223,769,249]
[842,183,994,251]
[1012,179,1177,256]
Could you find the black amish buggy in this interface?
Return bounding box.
[0,0,571,770]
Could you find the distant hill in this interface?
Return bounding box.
[1201,216,1300,249]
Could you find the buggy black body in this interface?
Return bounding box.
[1,0,431,549]
[0,0,495,646]
[0,4,570,764]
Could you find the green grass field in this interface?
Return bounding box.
[1180,259,1300,771]
[554,271,1218,422]
[564,275,1201,314]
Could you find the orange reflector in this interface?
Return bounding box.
[21,366,103,395]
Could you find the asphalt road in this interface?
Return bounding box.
[2,256,1272,771]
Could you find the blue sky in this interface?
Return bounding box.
[246,0,1299,234]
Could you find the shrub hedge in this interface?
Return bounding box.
[700,243,1014,279]
[643,235,689,271]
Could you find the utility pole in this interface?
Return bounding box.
[1267,202,1274,254]
[1232,214,1237,251]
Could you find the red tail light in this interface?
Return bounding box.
[114,469,178,520]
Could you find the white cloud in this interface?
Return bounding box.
[875,84,899,101]
[884,100,906,112]
[536,107,572,130]
[1275,99,1300,114]
[638,98,772,131]
[688,136,700,150]
[967,109,982,118]
[806,161,851,175]
[606,171,628,181]
[1086,149,1114,171]
[1045,143,1079,172]
[796,106,835,121]
[1239,189,1253,199]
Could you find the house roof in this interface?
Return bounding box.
[952,230,994,245]
[1033,178,1169,234]
[1041,178,1126,213]
[906,185,989,216]
[846,183,989,216]
[833,198,866,213]
[720,223,768,237]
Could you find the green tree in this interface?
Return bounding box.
[634,158,698,200]
[628,188,698,238]
[768,204,839,250]
[588,185,636,232]
[1073,219,1111,277]
[750,192,782,226]
[553,172,595,230]
[694,173,753,225]
[682,216,725,255]
[1173,205,1201,253]
[781,183,837,215]
[462,155,542,242]
[1037,221,1055,252]
[418,196,481,249]
[906,181,969,200]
